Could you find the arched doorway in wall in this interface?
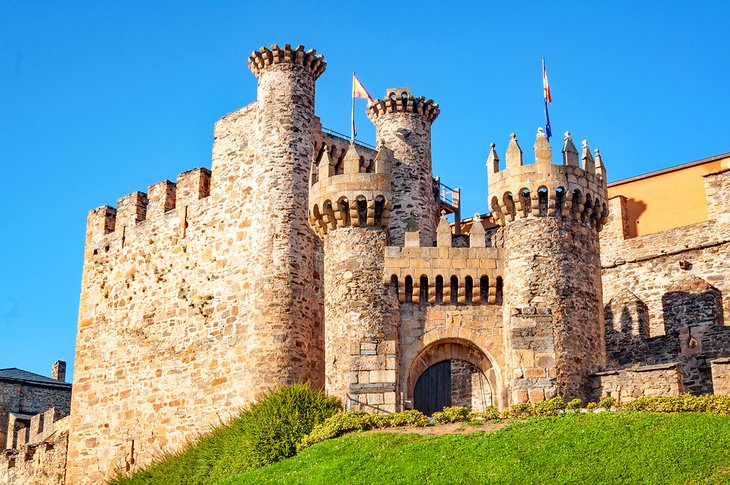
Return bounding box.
[408,339,498,415]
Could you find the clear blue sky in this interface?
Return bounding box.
[1,1,728,381]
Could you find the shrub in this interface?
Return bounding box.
[382,410,430,427]
[534,397,567,416]
[298,409,430,451]
[298,411,376,450]
[111,383,340,484]
[432,406,471,424]
[469,406,501,421]
[566,398,583,410]
[622,394,730,414]
[586,402,598,412]
[238,383,342,467]
[503,403,535,419]
[598,396,618,410]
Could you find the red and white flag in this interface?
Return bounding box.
[352,73,373,104]
[542,59,552,103]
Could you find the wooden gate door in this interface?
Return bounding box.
[413,360,452,416]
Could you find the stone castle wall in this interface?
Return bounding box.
[1,408,69,485]
[599,169,730,395]
[67,45,328,484]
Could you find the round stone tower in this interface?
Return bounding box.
[309,142,400,412]
[367,88,440,247]
[247,44,326,390]
[488,129,608,403]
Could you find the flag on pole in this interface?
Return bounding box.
[542,59,552,141]
[351,73,373,141]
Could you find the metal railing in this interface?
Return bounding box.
[322,127,377,150]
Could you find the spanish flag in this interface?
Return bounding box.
[352,73,373,104]
[351,72,373,141]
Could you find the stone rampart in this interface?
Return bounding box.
[590,363,684,403]
[0,408,69,485]
[600,169,730,395]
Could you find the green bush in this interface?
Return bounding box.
[432,406,471,424]
[598,396,618,410]
[566,398,583,410]
[234,384,342,467]
[298,409,430,451]
[502,403,535,419]
[111,383,340,484]
[469,406,501,421]
[533,397,567,416]
[378,410,430,428]
[586,402,599,412]
[622,394,730,414]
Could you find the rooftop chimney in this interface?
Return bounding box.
[51,360,66,382]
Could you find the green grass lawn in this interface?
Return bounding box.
[219,412,730,485]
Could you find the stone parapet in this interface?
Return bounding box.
[366,87,439,122]
[84,167,211,254]
[488,130,608,231]
[384,245,504,305]
[248,44,326,80]
[589,363,684,403]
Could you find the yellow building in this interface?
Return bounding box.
[607,153,730,236]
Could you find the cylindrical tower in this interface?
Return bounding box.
[309,142,400,411]
[367,88,440,247]
[488,129,608,403]
[247,44,326,390]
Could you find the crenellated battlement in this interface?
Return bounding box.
[85,167,211,246]
[248,44,326,79]
[366,87,440,122]
[308,142,393,236]
[488,129,608,231]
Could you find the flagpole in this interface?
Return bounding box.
[351,72,355,143]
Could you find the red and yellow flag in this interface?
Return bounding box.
[352,73,373,104]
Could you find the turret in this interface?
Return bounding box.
[488,129,608,404]
[367,88,440,247]
[247,44,326,388]
[309,142,399,411]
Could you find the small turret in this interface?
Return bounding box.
[367,88,440,247]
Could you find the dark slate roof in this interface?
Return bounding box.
[0,368,72,388]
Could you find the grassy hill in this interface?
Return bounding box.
[220,412,730,485]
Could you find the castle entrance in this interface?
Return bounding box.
[408,339,497,415]
[413,359,493,415]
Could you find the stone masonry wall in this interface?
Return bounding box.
[0,382,71,452]
[711,358,730,395]
[1,409,70,485]
[67,45,329,484]
[323,227,399,412]
[502,218,604,403]
[590,363,684,403]
[399,303,505,410]
[450,360,493,411]
[600,169,730,395]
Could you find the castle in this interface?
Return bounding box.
[1,43,729,484]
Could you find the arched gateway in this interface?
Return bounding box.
[407,338,501,415]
